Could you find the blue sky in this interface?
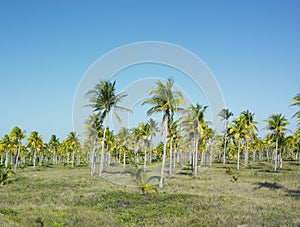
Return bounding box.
[0,0,299,141]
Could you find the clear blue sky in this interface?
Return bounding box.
[0,0,299,141]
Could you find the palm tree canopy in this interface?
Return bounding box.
[218,108,233,121]
[263,114,290,137]
[229,116,248,140]
[290,92,300,123]
[142,79,185,124]
[86,80,130,125]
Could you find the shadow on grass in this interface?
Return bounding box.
[254,181,285,190]
[254,181,300,199]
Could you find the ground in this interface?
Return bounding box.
[0,161,299,226]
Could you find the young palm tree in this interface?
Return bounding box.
[182,103,208,177]
[148,118,159,164]
[9,127,26,172]
[264,114,290,171]
[86,80,129,177]
[0,135,12,167]
[27,131,45,169]
[229,116,248,170]
[241,110,259,165]
[64,132,81,167]
[218,108,233,165]
[48,135,60,165]
[142,79,185,188]
[290,91,300,127]
[117,127,132,168]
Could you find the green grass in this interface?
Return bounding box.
[0,161,299,226]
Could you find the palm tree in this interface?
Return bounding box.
[0,135,12,167]
[86,80,129,177]
[117,127,132,168]
[182,103,208,177]
[9,127,26,171]
[264,114,290,171]
[218,108,233,164]
[229,116,248,170]
[148,118,159,164]
[290,91,300,126]
[142,79,185,188]
[64,132,81,167]
[241,110,259,165]
[84,113,102,175]
[27,131,45,169]
[48,135,60,165]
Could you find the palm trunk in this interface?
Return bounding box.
[244,140,248,166]
[99,115,108,177]
[159,121,168,188]
[33,149,37,169]
[123,151,126,168]
[143,140,147,172]
[14,145,20,172]
[237,139,241,170]
[194,134,199,177]
[274,137,278,171]
[5,149,9,168]
[223,136,227,164]
[169,136,173,177]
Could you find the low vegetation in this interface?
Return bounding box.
[0,161,299,226]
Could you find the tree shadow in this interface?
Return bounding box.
[286,189,300,199]
[253,181,285,190]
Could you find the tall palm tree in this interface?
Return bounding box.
[142,79,185,188]
[84,113,102,175]
[148,118,159,164]
[48,135,60,165]
[229,115,248,170]
[218,108,233,164]
[241,110,259,165]
[86,80,129,177]
[0,135,12,167]
[64,132,81,167]
[117,127,132,168]
[9,127,26,171]
[182,103,208,177]
[27,131,45,169]
[290,91,300,127]
[264,114,290,171]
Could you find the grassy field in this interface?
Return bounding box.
[0,161,299,227]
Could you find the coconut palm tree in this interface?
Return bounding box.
[264,114,290,171]
[241,110,259,165]
[117,127,132,167]
[218,108,233,164]
[64,132,81,167]
[290,91,300,126]
[228,115,248,170]
[142,79,185,188]
[182,103,208,177]
[9,127,26,171]
[48,135,60,165]
[86,80,130,177]
[148,118,159,164]
[0,135,12,167]
[27,131,45,169]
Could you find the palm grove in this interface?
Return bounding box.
[1,79,300,188]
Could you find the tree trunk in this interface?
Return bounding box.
[33,149,37,169]
[194,134,199,177]
[159,121,168,188]
[14,145,20,172]
[143,140,147,172]
[5,149,9,168]
[279,152,283,169]
[123,151,126,168]
[244,140,248,166]
[237,139,241,170]
[99,115,108,177]
[223,136,227,164]
[274,137,278,171]
[169,137,173,177]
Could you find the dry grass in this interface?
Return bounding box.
[0,161,299,226]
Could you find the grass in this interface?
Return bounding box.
[0,161,299,226]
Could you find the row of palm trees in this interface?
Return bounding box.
[0,79,299,189]
[0,129,81,171]
[84,79,300,188]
